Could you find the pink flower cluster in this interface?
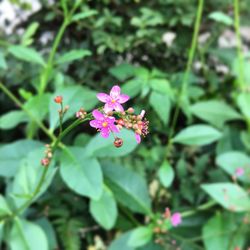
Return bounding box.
[89,85,149,146]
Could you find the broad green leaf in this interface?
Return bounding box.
[90,187,117,229]
[109,63,135,81]
[208,11,233,26]
[9,148,57,208]
[149,79,173,98]
[237,92,250,120]
[0,52,7,69]
[71,10,98,21]
[49,85,98,131]
[109,231,134,250]
[190,100,242,128]
[86,130,138,158]
[60,147,103,200]
[24,93,51,122]
[0,195,12,216]
[216,151,250,184]
[56,49,91,64]
[102,163,151,214]
[0,110,28,130]
[149,91,171,125]
[8,45,45,66]
[122,78,143,98]
[173,124,222,146]
[202,212,246,250]
[128,226,153,248]
[0,140,42,177]
[9,218,48,250]
[158,161,174,188]
[201,183,250,212]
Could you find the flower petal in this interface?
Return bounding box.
[100,128,110,138]
[92,109,104,120]
[114,102,124,112]
[89,120,101,128]
[135,133,141,143]
[97,93,110,103]
[110,123,119,133]
[171,213,182,227]
[110,85,121,99]
[118,94,130,104]
[104,103,114,113]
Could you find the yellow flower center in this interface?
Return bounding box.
[102,122,108,127]
[111,99,116,103]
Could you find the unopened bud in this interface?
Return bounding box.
[127,107,134,113]
[54,96,63,104]
[114,137,123,148]
[117,119,124,126]
[41,158,50,167]
[153,227,161,234]
[64,105,69,112]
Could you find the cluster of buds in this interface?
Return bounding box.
[54,96,69,116]
[89,85,149,146]
[76,108,87,119]
[41,144,53,167]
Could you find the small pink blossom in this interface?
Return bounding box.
[89,109,119,138]
[97,85,130,113]
[235,167,244,177]
[134,110,149,144]
[171,213,182,227]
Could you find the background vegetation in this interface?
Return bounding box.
[0,0,250,249]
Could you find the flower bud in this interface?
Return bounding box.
[41,158,50,167]
[54,96,63,104]
[117,119,124,126]
[127,107,134,113]
[114,137,123,148]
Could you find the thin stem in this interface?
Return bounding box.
[39,20,68,95]
[0,82,55,141]
[165,0,204,155]
[181,200,217,217]
[59,103,64,134]
[234,0,245,90]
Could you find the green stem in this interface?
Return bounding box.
[39,19,69,95]
[165,0,204,155]
[234,0,245,90]
[0,82,55,141]
[181,200,216,217]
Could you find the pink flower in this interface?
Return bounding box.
[171,213,182,227]
[90,109,119,138]
[97,85,130,113]
[235,167,244,177]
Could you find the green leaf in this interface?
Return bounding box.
[149,91,171,125]
[49,85,98,131]
[56,49,91,64]
[71,10,98,22]
[190,100,242,128]
[0,195,12,216]
[0,221,4,245]
[0,52,7,69]
[109,231,134,250]
[102,163,151,214]
[9,148,57,208]
[109,63,135,81]
[60,147,103,200]
[158,161,174,188]
[86,129,138,158]
[201,183,250,212]
[8,45,45,66]
[208,11,233,26]
[237,92,250,120]
[202,212,246,250]
[149,79,173,98]
[128,226,153,248]
[9,218,48,250]
[90,187,117,229]
[0,140,43,177]
[173,124,222,146]
[122,78,143,98]
[0,110,28,130]
[216,151,250,184]
[21,22,39,46]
